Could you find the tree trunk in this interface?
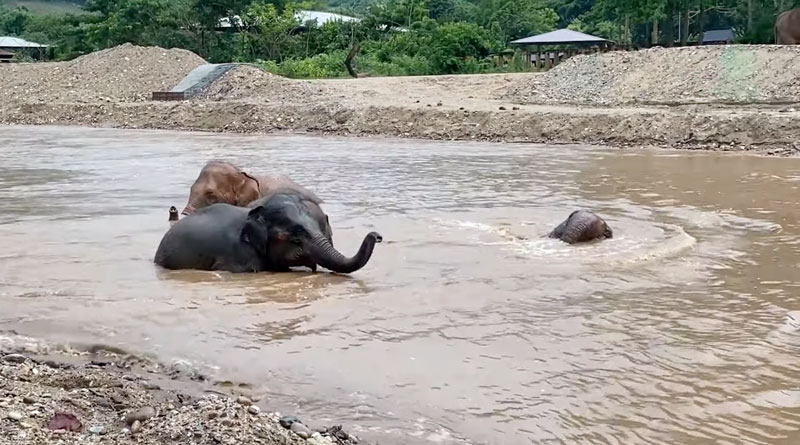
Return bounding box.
[624,14,631,46]
[664,0,676,47]
[697,1,706,44]
[747,0,753,32]
[680,2,690,46]
[652,18,659,45]
[345,40,360,79]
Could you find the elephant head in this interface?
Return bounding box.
[548,210,613,244]
[244,192,382,274]
[182,161,260,216]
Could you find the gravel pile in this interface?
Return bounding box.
[200,65,331,104]
[0,43,205,104]
[503,45,800,105]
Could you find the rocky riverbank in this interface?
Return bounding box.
[0,338,363,445]
[2,43,800,156]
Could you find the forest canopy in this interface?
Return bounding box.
[1,0,797,76]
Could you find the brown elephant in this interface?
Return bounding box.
[181,161,323,216]
[548,210,613,244]
[776,8,800,44]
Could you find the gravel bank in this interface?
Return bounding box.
[0,337,363,445]
[1,44,799,155]
[503,45,800,106]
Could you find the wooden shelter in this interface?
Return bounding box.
[0,36,50,61]
[0,48,13,63]
[510,29,611,70]
[702,29,734,45]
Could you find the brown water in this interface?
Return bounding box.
[2,125,800,444]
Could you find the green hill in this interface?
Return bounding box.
[1,0,85,15]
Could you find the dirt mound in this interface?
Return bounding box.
[504,45,800,105]
[0,43,205,104]
[201,65,330,103]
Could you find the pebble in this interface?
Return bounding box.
[89,425,104,435]
[308,432,334,445]
[279,415,299,429]
[125,406,156,425]
[22,396,35,404]
[248,405,260,415]
[2,354,27,364]
[7,411,23,421]
[130,420,142,434]
[236,396,252,406]
[206,411,219,420]
[291,422,311,439]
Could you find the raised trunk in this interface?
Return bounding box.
[308,231,382,274]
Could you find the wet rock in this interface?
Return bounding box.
[248,405,260,415]
[291,422,311,439]
[279,415,299,429]
[309,432,334,445]
[2,354,27,364]
[236,395,252,406]
[22,396,35,404]
[130,420,142,434]
[125,406,157,425]
[7,411,22,421]
[206,411,219,420]
[48,412,82,431]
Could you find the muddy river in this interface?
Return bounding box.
[1,125,800,444]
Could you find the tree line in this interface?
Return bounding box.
[1,0,798,76]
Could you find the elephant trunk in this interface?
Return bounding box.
[307,231,382,274]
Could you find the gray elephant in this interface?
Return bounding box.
[154,192,382,274]
[548,210,612,244]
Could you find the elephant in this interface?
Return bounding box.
[154,191,382,274]
[776,8,800,44]
[181,161,324,217]
[547,210,613,244]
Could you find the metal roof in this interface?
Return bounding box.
[296,10,360,25]
[511,29,607,45]
[216,10,359,29]
[0,36,48,48]
[702,29,734,43]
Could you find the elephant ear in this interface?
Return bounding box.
[240,206,270,254]
[236,172,261,206]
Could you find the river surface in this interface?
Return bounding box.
[1,125,800,444]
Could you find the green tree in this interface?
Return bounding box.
[0,6,33,36]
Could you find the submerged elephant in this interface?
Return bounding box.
[776,8,800,44]
[181,161,323,216]
[155,191,382,274]
[548,210,613,244]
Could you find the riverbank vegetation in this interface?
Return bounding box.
[0,0,795,77]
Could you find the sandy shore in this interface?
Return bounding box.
[1,44,799,156]
[0,335,361,445]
